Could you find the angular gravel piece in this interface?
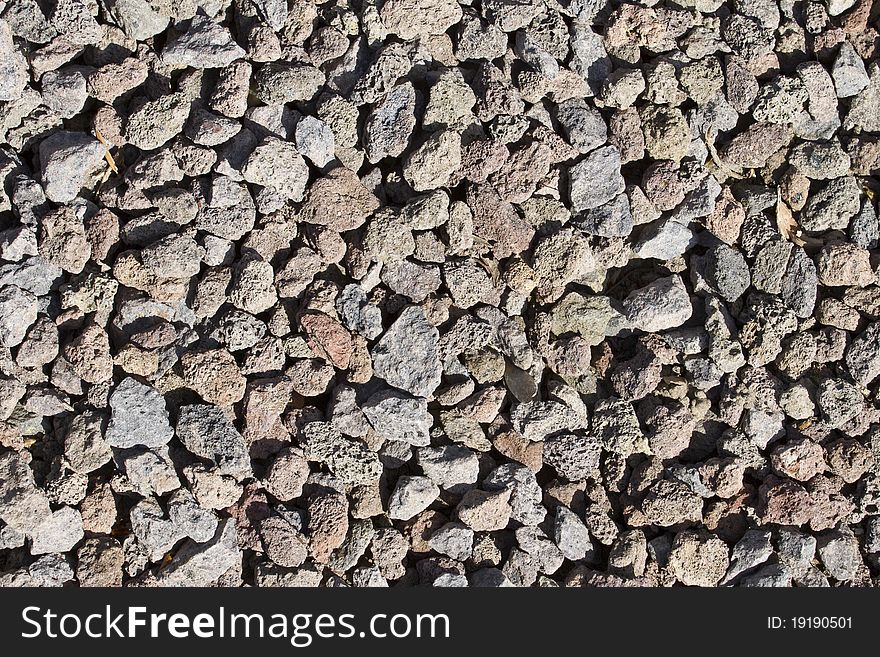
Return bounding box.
[161,14,245,69]
[176,405,251,480]
[105,378,173,449]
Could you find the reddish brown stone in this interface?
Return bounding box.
[307,491,349,563]
[299,311,352,369]
[180,348,246,406]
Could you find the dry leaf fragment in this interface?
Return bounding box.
[703,128,744,180]
[775,192,806,246]
[93,128,119,174]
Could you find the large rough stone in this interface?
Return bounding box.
[176,404,251,480]
[155,518,241,586]
[388,476,440,520]
[568,145,625,211]
[39,131,106,203]
[623,275,693,332]
[161,14,246,69]
[362,389,432,446]
[0,285,38,348]
[371,306,442,398]
[106,377,174,449]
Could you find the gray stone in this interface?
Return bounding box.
[362,389,431,447]
[423,70,476,129]
[0,523,25,550]
[41,69,87,119]
[125,92,192,151]
[155,518,240,586]
[141,233,204,279]
[388,475,439,520]
[250,0,287,30]
[176,404,251,480]
[114,445,180,496]
[484,463,545,527]
[380,0,461,39]
[514,27,559,78]
[64,410,111,474]
[827,0,857,17]
[739,563,792,587]
[0,19,28,101]
[428,522,474,560]
[573,193,633,237]
[364,84,416,163]
[510,400,587,442]
[456,488,512,531]
[167,489,218,544]
[295,116,335,168]
[568,145,625,211]
[601,67,646,109]
[751,75,808,125]
[544,432,602,481]
[241,137,310,202]
[817,527,862,582]
[516,526,565,574]
[817,378,862,428]
[752,241,792,294]
[554,505,594,562]
[704,244,750,302]
[781,247,817,318]
[623,275,693,332]
[777,527,816,576]
[0,449,51,536]
[404,130,462,192]
[721,529,772,584]
[30,506,84,555]
[593,397,649,456]
[704,296,745,373]
[417,445,479,489]
[570,21,611,94]
[106,377,174,449]
[555,98,607,153]
[800,176,861,232]
[337,285,383,339]
[130,496,185,561]
[106,0,168,40]
[253,62,324,105]
[0,285,38,348]
[303,422,382,486]
[850,199,878,249]
[352,565,387,587]
[382,260,442,303]
[2,0,56,44]
[162,14,246,69]
[443,258,496,308]
[371,305,442,398]
[788,140,852,179]
[779,384,814,420]
[328,519,374,574]
[29,553,74,587]
[469,567,514,587]
[633,218,696,260]
[433,573,469,587]
[844,64,880,133]
[846,322,880,385]
[39,131,106,203]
